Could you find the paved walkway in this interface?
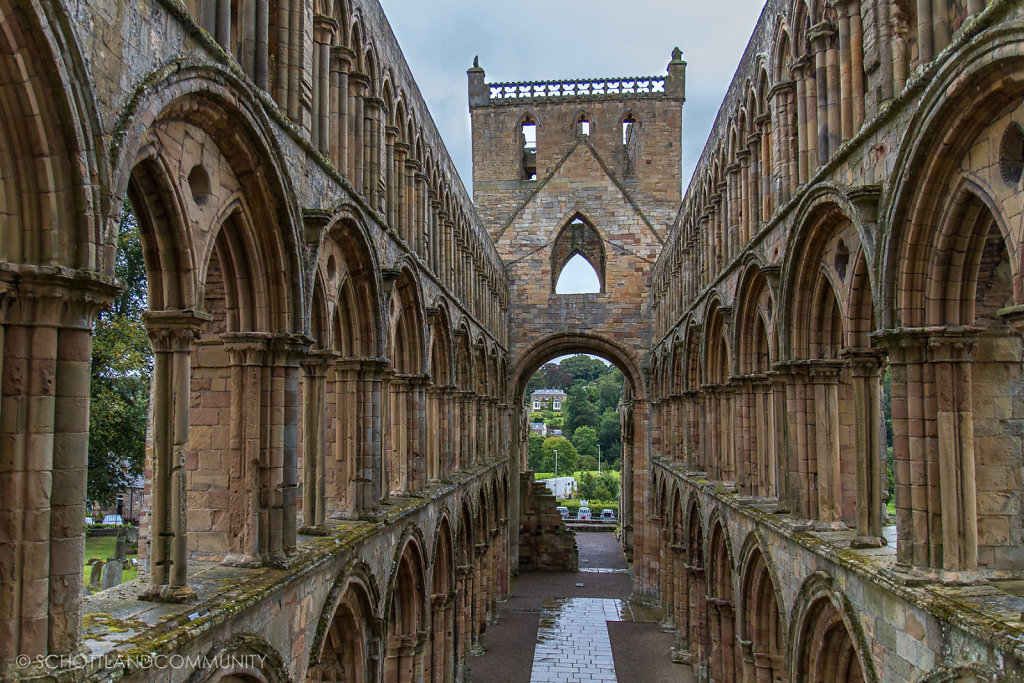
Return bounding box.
[471,532,693,683]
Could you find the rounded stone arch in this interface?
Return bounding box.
[550,211,607,293]
[387,263,427,375]
[779,186,870,361]
[428,300,455,386]
[508,332,646,403]
[454,320,475,392]
[670,332,686,394]
[472,333,489,397]
[111,63,304,326]
[706,510,736,598]
[772,18,794,84]
[734,261,779,374]
[736,531,789,681]
[320,207,384,358]
[670,484,686,545]
[0,0,106,272]
[383,527,429,681]
[880,29,1024,329]
[788,571,877,683]
[683,491,706,564]
[457,497,476,566]
[190,633,288,683]
[707,511,739,682]
[308,559,382,681]
[476,486,491,546]
[431,511,456,593]
[702,295,733,384]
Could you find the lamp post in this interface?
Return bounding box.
[554,449,559,481]
[598,444,602,474]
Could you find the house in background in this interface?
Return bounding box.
[530,422,548,436]
[530,388,567,411]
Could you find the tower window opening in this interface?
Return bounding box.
[622,114,637,175]
[577,114,592,137]
[521,117,537,180]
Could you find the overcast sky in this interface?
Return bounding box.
[377,0,767,193]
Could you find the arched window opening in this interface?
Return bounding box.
[555,253,601,294]
[622,114,637,175]
[551,216,606,294]
[576,113,592,137]
[521,116,537,180]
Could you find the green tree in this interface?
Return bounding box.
[564,386,599,438]
[541,436,577,476]
[577,471,597,499]
[596,369,624,412]
[598,471,620,499]
[578,454,598,472]
[561,354,607,385]
[572,425,599,456]
[598,410,621,452]
[528,433,545,471]
[88,201,152,506]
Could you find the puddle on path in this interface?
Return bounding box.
[529,597,657,683]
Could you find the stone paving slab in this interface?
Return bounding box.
[608,621,691,683]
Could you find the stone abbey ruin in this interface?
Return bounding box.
[2,0,1024,681]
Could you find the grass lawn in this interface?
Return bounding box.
[83,535,138,590]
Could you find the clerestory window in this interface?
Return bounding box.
[521,116,538,180]
[622,114,637,175]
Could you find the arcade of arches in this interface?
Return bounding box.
[2,0,1024,681]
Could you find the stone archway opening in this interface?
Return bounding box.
[509,333,648,568]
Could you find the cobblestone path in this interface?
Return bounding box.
[471,532,692,683]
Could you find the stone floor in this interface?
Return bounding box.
[470,532,692,683]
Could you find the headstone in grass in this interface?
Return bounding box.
[89,560,104,588]
[101,559,123,590]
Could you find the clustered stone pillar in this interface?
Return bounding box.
[220,332,269,568]
[0,273,115,663]
[879,328,981,578]
[141,309,208,603]
[356,359,385,514]
[844,348,887,548]
[300,350,335,533]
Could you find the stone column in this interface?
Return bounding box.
[356,359,386,515]
[660,535,676,631]
[330,47,353,170]
[843,348,887,547]
[809,24,832,166]
[311,16,336,154]
[300,351,335,534]
[140,310,208,603]
[811,362,845,528]
[747,134,762,229]
[791,58,809,184]
[220,332,269,568]
[270,334,307,559]
[1,275,115,662]
[348,73,368,196]
[330,359,360,516]
[917,0,934,63]
[738,149,751,246]
[363,97,384,211]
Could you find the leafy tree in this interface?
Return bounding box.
[596,370,624,412]
[592,484,613,501]
[541,436,577,476]
[564,386,599,438]
[541,363,573,392]
[598,471,620,499]
[88,201,151,506]
[572,425,599,456]
[528,433,546,471]
[598,410,621,451]
[578,454,598,472]
[561,354,607,385]
[577,471,597,499]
